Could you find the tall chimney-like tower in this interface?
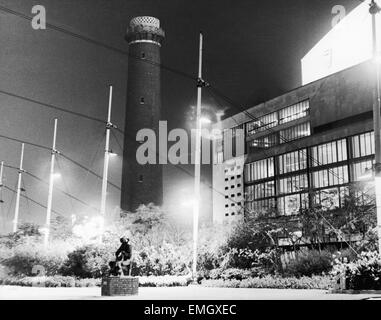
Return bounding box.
[121,16,165,212]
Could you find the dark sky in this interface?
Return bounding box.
[0,0,361,232]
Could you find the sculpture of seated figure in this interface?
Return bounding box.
[108,237,132,277]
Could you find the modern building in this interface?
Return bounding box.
[212,60,375,229]
[211,2,379,249]
[121,16,165,212]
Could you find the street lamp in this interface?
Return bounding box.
[369,0,381,255]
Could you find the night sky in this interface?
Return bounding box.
[0,0,362,232]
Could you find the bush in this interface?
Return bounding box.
[217,247,281,275]
[202,275,333,290]
[209,268,258,281]
[282,250,333,277]
[331,251,381,290]
[133,242,191,276]
[1,242,69,276]
[60,244,113,278]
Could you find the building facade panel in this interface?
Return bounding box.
[212,61,375,227]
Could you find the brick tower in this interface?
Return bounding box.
[121,16,165,212]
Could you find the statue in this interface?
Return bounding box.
[108,237,132,277]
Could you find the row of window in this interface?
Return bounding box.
[246,100,310,136]
[246,185,356,217]
[245,133,375,183]
[244,132,376,216]
[248,122,311,152]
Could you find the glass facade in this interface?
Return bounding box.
[352,131,374,158]
[246,100,310,138]
[248,133,278,150]
[279,100,310,124]
[246,112,278,136]
[244,131,375,216]
[280,122,311,143]
[278,149,307,174]
[245,158,274,182]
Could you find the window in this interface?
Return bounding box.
[279,174,308,195]
[352,132,374,158]
[223,125,245,159]
[245,158,274,182]
[280,122,310,143]
[254,181,275,199]
[279,100,310,124]
[311,139,347,167]
[278,193,308,216]
[248,133,278,150]
[245,182,275,200]
[246,112,278,136]
[246,198,276,214]
[313,186,349,210]
[216,152,223,164]
[278,149,307,174]
[352,159,375,181]
[312,165,348,189]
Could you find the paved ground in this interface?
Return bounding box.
[0,285,380,300]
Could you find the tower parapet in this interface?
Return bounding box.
[126,16,165,46]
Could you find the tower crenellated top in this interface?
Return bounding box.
[126,16,165,46]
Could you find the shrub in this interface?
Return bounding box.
[331,251,381,290]
[282,250,333,277]
[209,268,258,281]
[202,275,333,290]
[60,244,113,278]
[1,242,69,276]
[132,242,191,276]
[217,247,281,275]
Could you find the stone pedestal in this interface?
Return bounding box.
[101,276,139,296]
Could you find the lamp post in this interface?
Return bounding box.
[369,0,381,255]
[13,143,24,233]
[100,85,115,242]
[192,32,207,281]
[44,118,58,248]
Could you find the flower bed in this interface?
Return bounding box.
[0,275,191,288]
[201,275,333,290]
[331,251,381,290]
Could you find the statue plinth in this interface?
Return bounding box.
[101,276,139,296]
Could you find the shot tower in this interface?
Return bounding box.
[121,16,165,212]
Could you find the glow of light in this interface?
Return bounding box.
[52,172,61,179]
[200,117,212,124]
[181,198,195,208]
[72,216,104,242]
[109,151,117,157]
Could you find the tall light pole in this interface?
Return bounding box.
[192,32,207,280]
[100,85,114,242]
[44,118,58,248]
[0,161,4,198]
[370,0,381,254]
[13,143,24,233]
